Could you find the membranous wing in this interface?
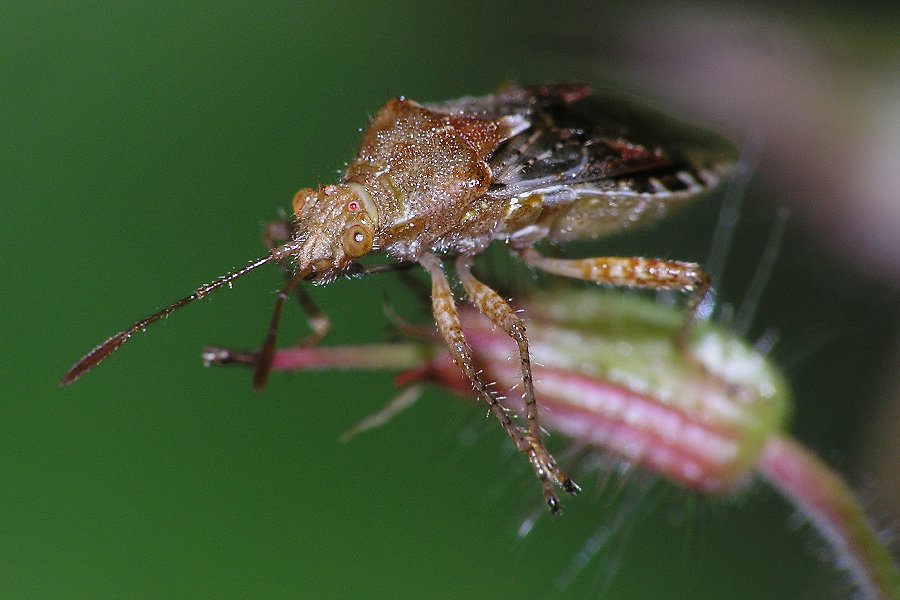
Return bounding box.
[427,83,737,242]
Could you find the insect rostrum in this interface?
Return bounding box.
[61,83,736,514]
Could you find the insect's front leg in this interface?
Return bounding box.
[202,219,331,372]
[203,303,329,375]
[264,219,331,346]
[455,254,580,498]
[519,247,711,347]
[419,252,577,514]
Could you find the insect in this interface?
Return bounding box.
[61,83,736,514]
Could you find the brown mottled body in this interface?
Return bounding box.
[61,83,735,514]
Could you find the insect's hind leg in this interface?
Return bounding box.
[518,247,711,347]
[420,252,578,515]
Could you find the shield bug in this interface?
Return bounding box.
[61,83,736,514]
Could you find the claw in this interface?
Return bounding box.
[546,493,563,516]
[525,437,580,512]
[562,477,582,495]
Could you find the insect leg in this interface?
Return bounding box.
[203,220,331,370]
[264,221,419,346]
[519,247,711,346]
[455,254,579,498]
[251,268,309,392]
[339,384,424,443]
[419,252,576,514]
[203,264,417,370]
[264,219,331,346]
[381,296,440,342]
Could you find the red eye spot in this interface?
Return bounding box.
[347,201,360,213]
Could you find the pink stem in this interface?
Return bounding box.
[758,436,900,599]
[268,343,427,372]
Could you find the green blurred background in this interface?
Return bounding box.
[3,1,898,598]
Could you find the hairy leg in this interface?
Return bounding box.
[265,220,331,346]
[420,252,579,514]
[518,247,711,346]
[455,256,538,459]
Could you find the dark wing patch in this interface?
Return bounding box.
[427,83,736,241]
[487,85,734,200]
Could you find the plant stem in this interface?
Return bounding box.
[758,436,900,600]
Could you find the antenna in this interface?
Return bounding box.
[60,253,280,386]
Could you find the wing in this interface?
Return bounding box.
[428,84,737,241]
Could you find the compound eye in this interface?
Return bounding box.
[292,188,317,215]
[342,223,373,258]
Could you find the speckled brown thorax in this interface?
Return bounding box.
[297,82,737,272]
[344,98,523,258]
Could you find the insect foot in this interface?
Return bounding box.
[527,437,582,515]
